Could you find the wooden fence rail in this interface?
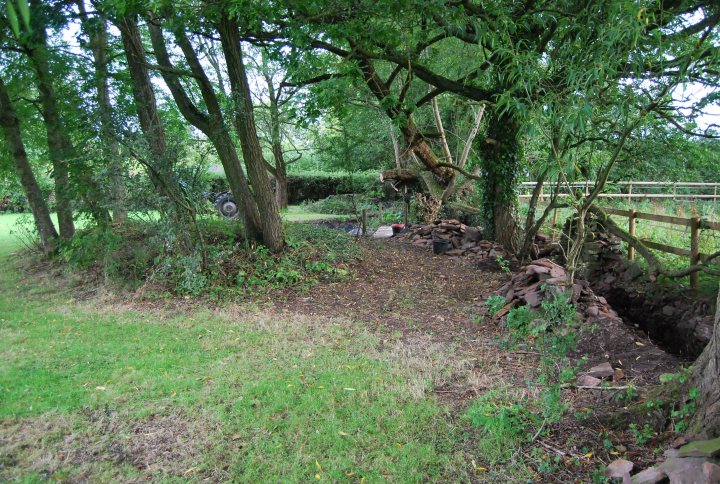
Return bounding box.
[602,208,719,288]
[518,181,720,200]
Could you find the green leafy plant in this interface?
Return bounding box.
[671,387,699,433]
[466,390,540,442]
[495,255,511,274]
[629,423,654,445]
[485,295,507,316]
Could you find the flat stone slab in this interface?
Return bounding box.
[372,226,394,239]
[588,362,614,378]
[678,437,720,458]
[659,457,715,483]
[631,467,667,484]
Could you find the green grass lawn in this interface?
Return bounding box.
[0,211,495,482]
[282,205,352,222]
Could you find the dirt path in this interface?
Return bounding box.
[275,238,506,342]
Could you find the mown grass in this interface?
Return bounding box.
[0,211,509,482]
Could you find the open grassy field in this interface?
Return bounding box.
[0,211,493,482]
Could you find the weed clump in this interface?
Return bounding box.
[467,287,580,472]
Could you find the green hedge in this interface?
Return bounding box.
[285,171,382,203]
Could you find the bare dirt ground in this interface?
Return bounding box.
[270,237,685,482]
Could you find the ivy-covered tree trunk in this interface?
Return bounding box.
[690,286,720,437]
[0,75,58,253]
[219,13,285,252]
[480,109,521,253]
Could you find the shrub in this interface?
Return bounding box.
[56,220,361,297]
[286,171,384,203]
[303,194,371,215]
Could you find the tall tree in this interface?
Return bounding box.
[77,0,127,223]
[20,0,113,232]
[18,0,75,237]
[0,74,58,253]
[217,9,285,251]
[251,49,303,210]
[114,14,194,224]
[144,11,264,242]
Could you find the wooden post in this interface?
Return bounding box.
[361,209,368,236]
[628,210,637,261]
[691,216,701,289]
[585,181,589,196]
[673,183,677,201]
[627,183,633,204]
[402,186,409,226]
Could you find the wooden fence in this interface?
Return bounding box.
[601,208,720,288]
[518,181,720,200]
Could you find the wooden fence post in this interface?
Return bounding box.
[628,210,637,261]
[361,209,368,236]
[691,216,701,289]
[627,183,633,204]
[402,186,409,226]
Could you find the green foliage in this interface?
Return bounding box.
[659,368,699,433]
[302,194,371,215]
[505,305,535,340]
[671,387,698,433]
[467,390,540,442]
[485,295,506,316]
[468,287,579,469]
[495,255,511,274]
[628,423,654,445]
[54,220,361,297]
[286,171,383,203]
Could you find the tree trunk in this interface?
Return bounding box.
[26,0,111,231]
[145,18,263,241]
[219,13,284,251]
[274,156,289,210]
[0,75,58,253]
[116,15,192,223]
[268,94,288,210]
[23,11,73,238]
[80,4,127,223]
[480,109,521,253]
[691,286,720,437]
